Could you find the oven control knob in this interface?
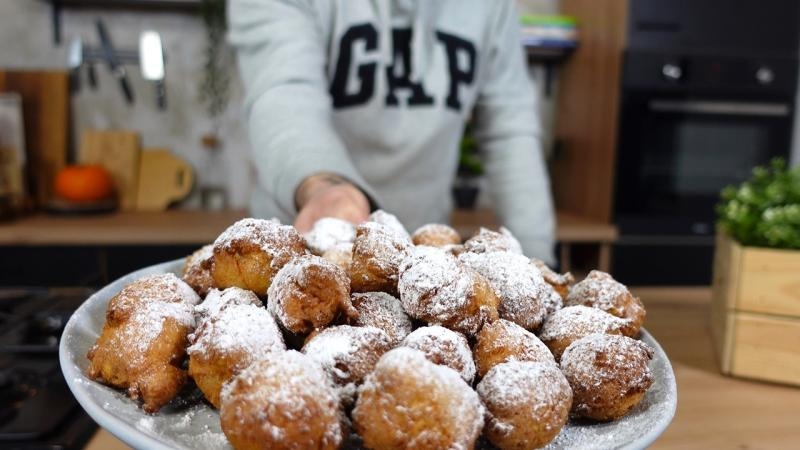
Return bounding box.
[662,63,683,82]
[756,66,775,85]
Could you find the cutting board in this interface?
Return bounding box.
[136,149,194,211]
[79,130,141,211]
[0,70,70,206]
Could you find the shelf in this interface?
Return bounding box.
[42,0,202,44]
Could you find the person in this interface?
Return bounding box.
[229,0,556,265]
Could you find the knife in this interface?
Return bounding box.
[96,20,134,104]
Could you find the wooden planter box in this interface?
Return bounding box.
[711,232,800,386]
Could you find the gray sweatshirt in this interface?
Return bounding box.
[229,0,556,264]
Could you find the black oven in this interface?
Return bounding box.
[611,0,799,284]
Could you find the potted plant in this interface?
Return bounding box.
[452,126,484,209]
[710,158,800,386]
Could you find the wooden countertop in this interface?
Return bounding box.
[83,287,800,450]
[0,209,616,246]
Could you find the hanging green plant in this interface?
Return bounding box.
[199,0,231,123]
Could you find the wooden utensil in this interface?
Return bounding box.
[79,130,141,211]
[0,70,70,206]
[135,149,194,211]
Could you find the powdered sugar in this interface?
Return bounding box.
[401,325,476,384]
[182,244,215,297]
[566,270,633,316]
[351,221,412,290]
[463,227,523,255]
[350,292,413,345]
[398,246,489,335]
[560,333,654,406]
[353,347,484,449]
[474,319,556,376]
[194,287,263,326]
[459,251,549,330]
[304,217,356,255]
[539,306,629,346]
[187,303,285,362]
[368,210,411,241]
[411,223,461,247]
[213,218,306,270]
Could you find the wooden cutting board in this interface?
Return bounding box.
[135,149,194,211]
[0,70,70,206]
[79,130,141,211]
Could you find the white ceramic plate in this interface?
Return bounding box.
[60,259,677,450]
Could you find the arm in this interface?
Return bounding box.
[228,0,375,230]
[471,0,556,265]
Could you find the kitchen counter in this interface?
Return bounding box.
[83,287,800,450]
[0,208,617,272]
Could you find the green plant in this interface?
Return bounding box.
[199,0,231,123]
[458,125,484,177]
[716,158,800,249]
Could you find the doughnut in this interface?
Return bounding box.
[531,257,574,299]
[187,302,285,408]
[349,221,412,295]
[267,255,357,335]
[472,318,555,379]
[560,333,654,421]
[565,270,646,337]
[86,273,200,412]
[538,305,629,361]
[212,218,308,297]
[459,251,550,331]
[463,227,523,255]
[303,217,356,255]
[193,287,262,326]
[302,325,393,406]
[398,246,499,336]
[478,361,572,449]
[401,325,476,384]
[352,347,484,450]
[368,209,411,241]
[350,291,413,345]
[321,242,353,273]
[219,351,345,450]
[182,244,215,297]
[411,223,461,247]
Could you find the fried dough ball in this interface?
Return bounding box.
[303,217,356,255]
[478,361,572,450]
[267,255,357,335]
[302,325,393,406]
[463,227,523,255]
[182,244,215,297]
[401,325,476,384]
[349,221,412,295]
[188,302,284,408]
[220,351,345,450]
[322,242,353,272]
[398,246,499,336]
[531,257,574,299]
[212,218,308,297]
[352,348,484,450]
[459,251,550,331]
[411,223,461,247]
[193,287,263,326]
[473,319,555,379]
[538,305,630,361]
[560,333,654,421]
[350,292,413,345]
[565,270,646,337]
[368,209,411,241]
[86,273,200,412]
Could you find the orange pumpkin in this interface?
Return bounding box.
[54,165,116,203]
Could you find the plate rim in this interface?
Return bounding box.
[60,258,678,450]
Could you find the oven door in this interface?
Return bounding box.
[614,92,793,236]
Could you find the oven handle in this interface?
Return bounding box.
[648,100,791,117]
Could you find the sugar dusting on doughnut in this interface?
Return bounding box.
[188,303,284,360]
[304,217,356,255]
[193,287,263,326]
[350,292,413,345]
[213,218,305,269]
[401,325,476,384]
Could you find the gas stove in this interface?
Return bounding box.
[0,288,98,449]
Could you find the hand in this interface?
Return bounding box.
[293,173,371,233]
